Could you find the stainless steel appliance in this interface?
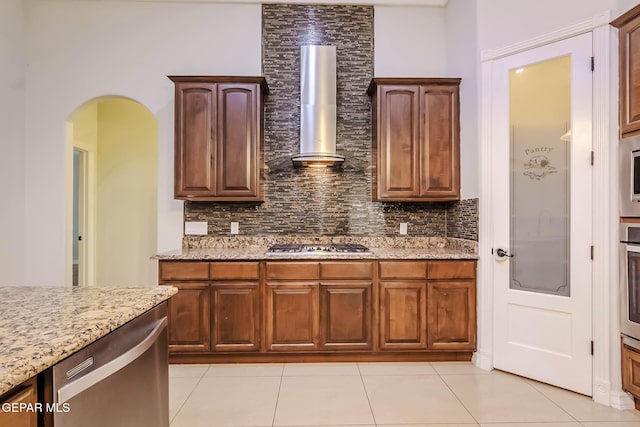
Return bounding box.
[291,45,345,168]
[620,136,640,216]
[267,243,371,254]
[621,224,640,343]
[53,303,168,427]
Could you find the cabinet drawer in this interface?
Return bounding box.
[160,262,210,281]
[320,262,373,280]
[266,262,319,280]
[427,261,476,280]
[379,261,427,279]
[211,262,259,280]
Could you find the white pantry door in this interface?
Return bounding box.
[491,33,593,395]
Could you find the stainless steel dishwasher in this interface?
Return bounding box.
[52,302,169,427]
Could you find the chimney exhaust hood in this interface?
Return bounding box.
[292,45,344,168]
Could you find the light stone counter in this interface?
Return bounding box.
[154,236,478,261]
[0,285,177,396]
[154,246,477,260]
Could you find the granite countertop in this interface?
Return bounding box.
[0,285,177,396]
[154,236,479,261]
[155,246,477,260]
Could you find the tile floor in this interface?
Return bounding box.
[169,362,640,427]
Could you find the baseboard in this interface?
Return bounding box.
[472,350,493,371]
[610,389,636,410]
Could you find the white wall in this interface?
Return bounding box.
[374,5,447,77]
[477,0,618,52]
[24,1,262,284]
[445,0,480,199]
[0,0,26,285]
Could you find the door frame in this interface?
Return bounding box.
[66,121,97,287]
[477,11,630,408]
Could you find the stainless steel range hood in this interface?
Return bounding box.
[292,45,344,168]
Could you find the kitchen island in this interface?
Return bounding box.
[0,285,176,426]
[155,236,478,364]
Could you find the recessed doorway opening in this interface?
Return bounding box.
[67,97,158,287]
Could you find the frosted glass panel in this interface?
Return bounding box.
[509,56,571,297]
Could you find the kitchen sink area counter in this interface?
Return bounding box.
[0,285,177,396]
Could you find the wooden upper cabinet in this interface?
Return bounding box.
[369,78,460,201]
[169,76,268,201]
[217,84,259,198]
[613,6,640,138]
[420,85,459,198]
[377,85,420,198]
[174,83,216,197]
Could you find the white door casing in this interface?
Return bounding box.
[477,11,630,407]
[491,33,592,395]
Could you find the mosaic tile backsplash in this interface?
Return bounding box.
[183,4,478,241]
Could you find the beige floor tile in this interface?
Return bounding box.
[382,424,479,427]
[363,375,476,424]
[479,423,581,427]
[441,374,575,423]
[170,376,281,427]
[169,376,201,423]
[526,379,640,422]
[274,375,374,426]
[283,362,360,376]
[169,363,209,378]
[205,363,284,377]
[582,422,640,426]
[358,361,437,375]
[431,362,496,375]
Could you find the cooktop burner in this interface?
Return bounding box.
[267,243,371,254]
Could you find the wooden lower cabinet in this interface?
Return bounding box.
[266,282,319,351]
[211,283,260,351]
[161,259,476,361]
[0,378,38,427]
[622,338,640,408]
[427,280,476,350]
[167,283,211,353]
[379,281,427,350]
[320,282,372,350]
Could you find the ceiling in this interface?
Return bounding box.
[37,0,449,6]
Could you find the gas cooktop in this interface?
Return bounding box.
[266,243,371,254]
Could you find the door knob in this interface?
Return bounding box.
[495,248,514,258]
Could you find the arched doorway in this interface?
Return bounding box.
[66,97,158,286]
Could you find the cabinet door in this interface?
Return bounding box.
[320,282,372,350]
[216,84,261,199]
[174,82,217,198]
[427,280,476,350]
[265,282,319,351]
[376,85,420,199]
[379,281,427,350]
[0,379,37,427]
[619,17,640,138]
[623,341,640,400]
[211,282,260,352]
[420,85,460,199]
[167,283,211,353]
